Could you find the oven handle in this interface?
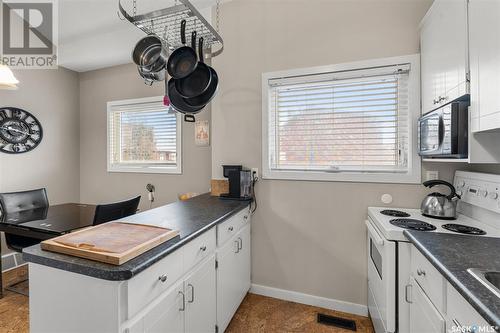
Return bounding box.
[365,220,384,246]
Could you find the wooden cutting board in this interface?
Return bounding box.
[41,222,179,265]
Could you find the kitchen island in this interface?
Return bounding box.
[23,194,252,333]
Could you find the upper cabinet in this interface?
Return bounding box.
[469,0,500,133]
[420,0,469,114]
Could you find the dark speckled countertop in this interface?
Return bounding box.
[23,193,250,281]
[404,230,500,329]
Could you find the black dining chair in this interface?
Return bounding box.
[92,196,141,225]
[0,188,49,296]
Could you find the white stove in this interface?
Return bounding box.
[367,206,500,242]
[366,171,500,333]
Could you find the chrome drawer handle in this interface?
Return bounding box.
[234,240,240,253]
[238,237,242,251]
[179,291,185,311]
[200,245,207,252]
[228,226,234,231]
[158,274,167,283]
[187,283,194,303]
[417,269,426,276]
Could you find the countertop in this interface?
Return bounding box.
[404,230,500,329]
[23,194,250,281]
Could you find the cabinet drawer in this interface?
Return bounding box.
[127,248,183,319]
[184,228,216,274]
[411,245,445,313]
[446,282,489,332]
[217,208,249,246]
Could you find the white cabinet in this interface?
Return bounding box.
[409,277,446,333]
[408,245,493,333]
[469,0,500,132]
[185,256,216,333]
[420,0,469,114]
[129,256,216,333]
[129,280,184,333]
[216,223,251,333]
[446,282,490,333]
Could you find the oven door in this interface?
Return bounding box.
[366,218,396,333]
[418,109,444,156]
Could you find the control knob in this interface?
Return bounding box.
[480,189,488,198]
[489,192,499,200]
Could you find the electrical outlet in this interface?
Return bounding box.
[251,168,259,179]
[426,170,439,181]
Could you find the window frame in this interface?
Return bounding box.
[107,96,182,175]
[261,54,421,184]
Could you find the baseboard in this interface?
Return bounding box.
[250,283,368,317]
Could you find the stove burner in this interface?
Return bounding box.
[390,218,437,231]
[380,209,410,217]
[442,224,486,235]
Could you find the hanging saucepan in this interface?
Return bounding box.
[166,20,198,79]
[132,35,167,73]
[184,41,219,108]
[138,65,165,86]
[174,37,212,98]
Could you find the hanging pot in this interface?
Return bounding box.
[166,20,198,79]
[138,66,165,86]
[132,35,167,72]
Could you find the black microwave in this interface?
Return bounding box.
[418,100,469,158]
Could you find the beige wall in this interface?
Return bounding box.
[79,63,212,211]
[0,68,80,253]
[211,0,453,308]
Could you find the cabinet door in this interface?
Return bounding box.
[236,224,251,298]
[142,280,185,333]
[216,233,242,332]
[469,0,500,132]
[409,278,445,333]
[421,7,443,113]
[185,256,216,333]
[438,0,468,102]
[420,0,468,113]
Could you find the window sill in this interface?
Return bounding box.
[262,169,421,184]
[107,165,182,175]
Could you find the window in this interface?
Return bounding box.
[262,55,421,183]
[107,96,182,174]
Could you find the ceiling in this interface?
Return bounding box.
[58,0,215,72]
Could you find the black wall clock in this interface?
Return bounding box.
[0,107,43,154]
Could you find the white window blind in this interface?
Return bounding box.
[267,64,410,174]
[107,97,181,174]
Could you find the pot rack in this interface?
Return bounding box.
[118,0,224,58]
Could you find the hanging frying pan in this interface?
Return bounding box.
[174,37,212,98]
[167,77,205,122]
[166,20,198,79]
[184,48,218,107]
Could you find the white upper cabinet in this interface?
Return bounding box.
[469,0,500,132]
[420,0,469,114]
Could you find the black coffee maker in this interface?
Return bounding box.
[220,165,253,201]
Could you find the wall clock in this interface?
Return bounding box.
[0,107,43,154]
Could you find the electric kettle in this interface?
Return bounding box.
[420,180,460,220]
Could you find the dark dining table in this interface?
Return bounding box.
[0,203,96,298]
